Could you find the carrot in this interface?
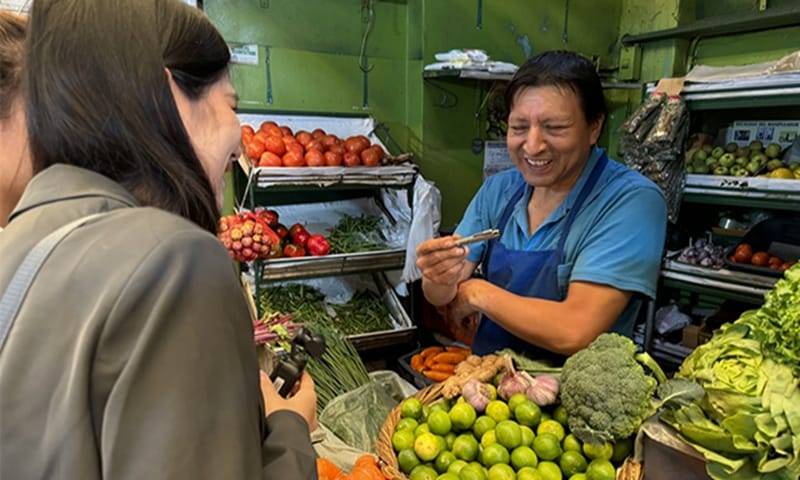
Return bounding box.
[423,369,453,382]
[445,346,471,355]
[419,346,444,360]
[431,352,467,365]
[410,354,425,372]
[424,354,439,369]
[430,363,455,374]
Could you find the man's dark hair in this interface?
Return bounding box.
[504,50,607,125]
[25,0,230,233]
[0,12,25,119]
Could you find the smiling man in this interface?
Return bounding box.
[416,50,667,359]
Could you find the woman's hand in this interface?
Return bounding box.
[416,236,469,286]
[260,370,318,431]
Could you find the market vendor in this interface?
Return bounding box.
[417,50,667,358]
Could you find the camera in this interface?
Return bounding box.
[269,327,326,397]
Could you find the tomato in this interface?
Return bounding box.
[324,151,343,167]
[751,252,769,266]
[253,131,271,146]
[288,223,307,238]
[328,144,345,155]
[282,151,305,167]
[283,244,306,258]
[245,139,266,161]
[274,224,289,239]
[735,243,753,256]
[259,121,277,131]
[241,132,254,146]
[343,152,361,167]
[312,128,326,140]
[370,144,385,161]
[354,135,371,150]
[306,234,331,256]
[782,261,796,272]
[344,137,366,155]
[280,126,293,137]
[242,125,255,137]
[732,251,751,264]
[306,139,326,152]
[261,124,283,138]
[305,149,326,167]
[263,136,286,156]
[292,230,311,248]
[322,135,339,148]
[286,142,305,158]
[259,151,283,167]
[295,131,313,146]
[361,147,380,167]
[768,256,783,267]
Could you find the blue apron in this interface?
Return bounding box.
[471,152,609,358]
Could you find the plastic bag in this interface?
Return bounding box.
[654,303,691,335]
[319,370,417,453]
[402,176,442,283]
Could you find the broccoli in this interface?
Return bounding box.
[560,333,669,444]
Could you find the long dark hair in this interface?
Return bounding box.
[24,0,230,233]
[0,12,25,119]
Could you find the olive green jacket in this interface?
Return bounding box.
[0,165,316,479]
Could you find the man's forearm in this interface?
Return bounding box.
[421,277,459,306]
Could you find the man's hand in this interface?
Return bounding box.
[260,371,318,431]
[416,236,469,286]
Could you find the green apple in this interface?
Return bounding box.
[711,146,725,159]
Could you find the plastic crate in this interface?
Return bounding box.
[396,349,434,390]
[724,217,800,277]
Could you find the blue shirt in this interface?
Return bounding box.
[455,147,667,337]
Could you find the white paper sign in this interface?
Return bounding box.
[230,44,259,66]
[483,141,514,179]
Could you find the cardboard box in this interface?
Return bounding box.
[682,324,712,349]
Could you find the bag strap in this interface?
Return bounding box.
[0,212,111,353]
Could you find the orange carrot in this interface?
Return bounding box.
[431,352,467,365]
[419,346,444,360]
[445,346,471,355]
[430,363,456,374]
[423,369,452,382]
[410,354,425,372]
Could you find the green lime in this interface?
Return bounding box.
[410,464,438,480]
[486,384,498,401]
[446,432,458,450]
[431,399,451,413]
[459,463,487,480]
[552,406,568,426]
[508,393,529,413]
[486,401,511,423]
[474,416,497,439]
[511,446,538,470]
[582,442,613,461]
[536,420,565,442]
[520,426,535,447]
[611,438,633,464]
[517,466,544,480]
[495,421,522,449]
[487,463,516,480]
[398,418,420,432]
[423,405,432,421]
[540,412,551,422]
[402,398,424,420]
[450,403,478,431]
[399,448,422,474]
[437,473,460,480]
[559,451,588,477]
[469,461,487,474]
[436,451,458,474]
[393,429,416,452]
[430,410,453,436]
[416,423,431,436]
[562,434,582,453]
[514,401,542,428]
[453,434,480,462]
[415,432,443,462]
[436,435,448,453]
[536,461,563,480]
[568,475,587,480]
[532,433,562,461]
[481,430,497,448]
[585,460,615,480]
[448,459,468,475]
[480,443,510,467]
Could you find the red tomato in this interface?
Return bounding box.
[355,135,370,150]
[312,128,326,140]
[288,223,307,238]
[324,151,343,167]
[328,144,345,155]
[263,136,286,156]
[295,131,313,146]
[283,244,305,258]
[242,125,255,137]
[370,144,385,161]
[735,243,753,256]
[751,252,769,266]
[253,131,270,146]
[282,151,305,167]
[242,132,254,145]
[261,124,283,138]
[322,135,339,148]
[286,143,305,158]
[259,151,283,167]
[343,152,361,167]
[305,149,325,167]
[292,230,311,248]
[306,234,330,256]
[733,250,751,264]
[259,121,277,132]
[344,137,365,154]
[306,139,325,152]
[280,126,293,137]
[360,147,380,167]
[274,224,289,239]
[768,256,783,267]
[245,139,266,161]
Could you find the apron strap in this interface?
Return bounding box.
[556,151,609,253]
[0,212,111,354]
[483,182,527,273]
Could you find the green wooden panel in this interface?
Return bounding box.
[693,26,800,67]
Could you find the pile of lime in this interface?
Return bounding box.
[391,393,632,480]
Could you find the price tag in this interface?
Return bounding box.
[230,44,259,66]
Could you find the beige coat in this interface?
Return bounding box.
[0,165,316,479]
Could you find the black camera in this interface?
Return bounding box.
[269,327,326,397]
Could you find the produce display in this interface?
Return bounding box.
[388,369,633,480]
[408,346,473,383]
[675,238,726,269]
[217,208,330,261]
[728,242,796,272]
[659,265,800,479]
[241,121,389,168]
[258,284,394,338]
[685,139,800,179]
[327,215,389,254]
